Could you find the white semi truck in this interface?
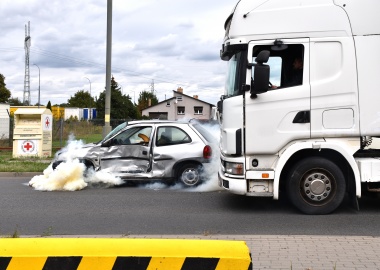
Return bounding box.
[217,0,380,214]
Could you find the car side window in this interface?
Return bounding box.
[112,126,152,145]
[156,127,191,146]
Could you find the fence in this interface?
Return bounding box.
[0,118,130,148]
[0,118,13,147]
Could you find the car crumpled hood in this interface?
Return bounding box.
[55,142,98,161]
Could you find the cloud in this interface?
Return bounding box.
[0,0,234,106]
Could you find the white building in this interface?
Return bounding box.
[142,88,215,121]
[0,103,10,139]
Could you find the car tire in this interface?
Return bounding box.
[52,160,63,170]
[52,160,94,177]
[177,163,203,187]
[286,157,346,215]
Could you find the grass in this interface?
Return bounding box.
[41,226,53,237]
[0,157,50,172]
[0,121,103,173]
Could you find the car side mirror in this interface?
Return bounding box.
[101,140,111,147]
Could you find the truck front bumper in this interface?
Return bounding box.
[219,168,274,197]
[218,168,248,195]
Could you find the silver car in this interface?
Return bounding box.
[52,120,217,187]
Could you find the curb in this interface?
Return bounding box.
[0,238,252,270]
[0,172,42,178]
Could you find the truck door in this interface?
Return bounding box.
[245,39,311,155]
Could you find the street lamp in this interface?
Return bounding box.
[33,64,40,108]
[130,90,135,104]
[84,77,91,96]
[84,77,92,116]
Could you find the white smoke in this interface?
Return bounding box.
[190,121,223,192]
[29,159,87,191]
[29,135,123,191]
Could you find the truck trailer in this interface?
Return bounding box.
[217,0,380,214]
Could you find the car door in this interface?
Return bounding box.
[151,125,193,178]
[99,125,153,177]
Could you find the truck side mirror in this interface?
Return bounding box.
[251,50,270,98]
[217,100,223,114]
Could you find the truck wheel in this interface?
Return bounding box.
[177,163,203,187]
[286,157,346,214]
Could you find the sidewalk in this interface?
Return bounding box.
[39,234,380,270]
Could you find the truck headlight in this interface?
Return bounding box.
[225,162,244,175]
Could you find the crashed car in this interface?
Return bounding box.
[52,120,217,187]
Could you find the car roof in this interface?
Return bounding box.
[127,120,191,126]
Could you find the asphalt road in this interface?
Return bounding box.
[1,177,380,237]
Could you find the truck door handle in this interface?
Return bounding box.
[293,111,310,123]
[142,150,148,155]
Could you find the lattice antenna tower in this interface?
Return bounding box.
[149,79,156,94]
[23,21,31,105]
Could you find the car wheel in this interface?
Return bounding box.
[286,157,346,215]
[177,163,203,187]
[80,160,95,177]
[52,160,63,170]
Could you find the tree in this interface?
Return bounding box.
[68,90,95,108]
[56,103,70,107]
[7,97,23,106]
[0,74,11,103]
[137,90,158,115]
[96,77,138,120]
[46,101,52,110]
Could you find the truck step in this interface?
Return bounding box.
[367,182,380,192]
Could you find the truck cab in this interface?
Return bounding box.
[218,0,380,214]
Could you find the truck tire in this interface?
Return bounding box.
[177,163,203,187]
[286,157,346,215]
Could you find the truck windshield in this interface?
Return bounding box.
[225,51,245,97]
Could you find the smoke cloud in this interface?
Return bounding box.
[29,136,124,191]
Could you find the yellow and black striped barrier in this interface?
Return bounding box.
[0,238,252,270]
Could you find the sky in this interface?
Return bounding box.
[0,0,236,106]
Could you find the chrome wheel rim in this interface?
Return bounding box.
[181,168,200,186]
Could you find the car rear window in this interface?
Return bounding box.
[191,123,218,144]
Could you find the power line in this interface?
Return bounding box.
[0,46,221,92]
[31,47,191,86]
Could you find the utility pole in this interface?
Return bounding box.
[103,0,113,137]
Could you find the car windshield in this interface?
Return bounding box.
[101,122,127,142]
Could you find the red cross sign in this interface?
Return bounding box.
[45,117,50,128]
[21,140,36,153]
